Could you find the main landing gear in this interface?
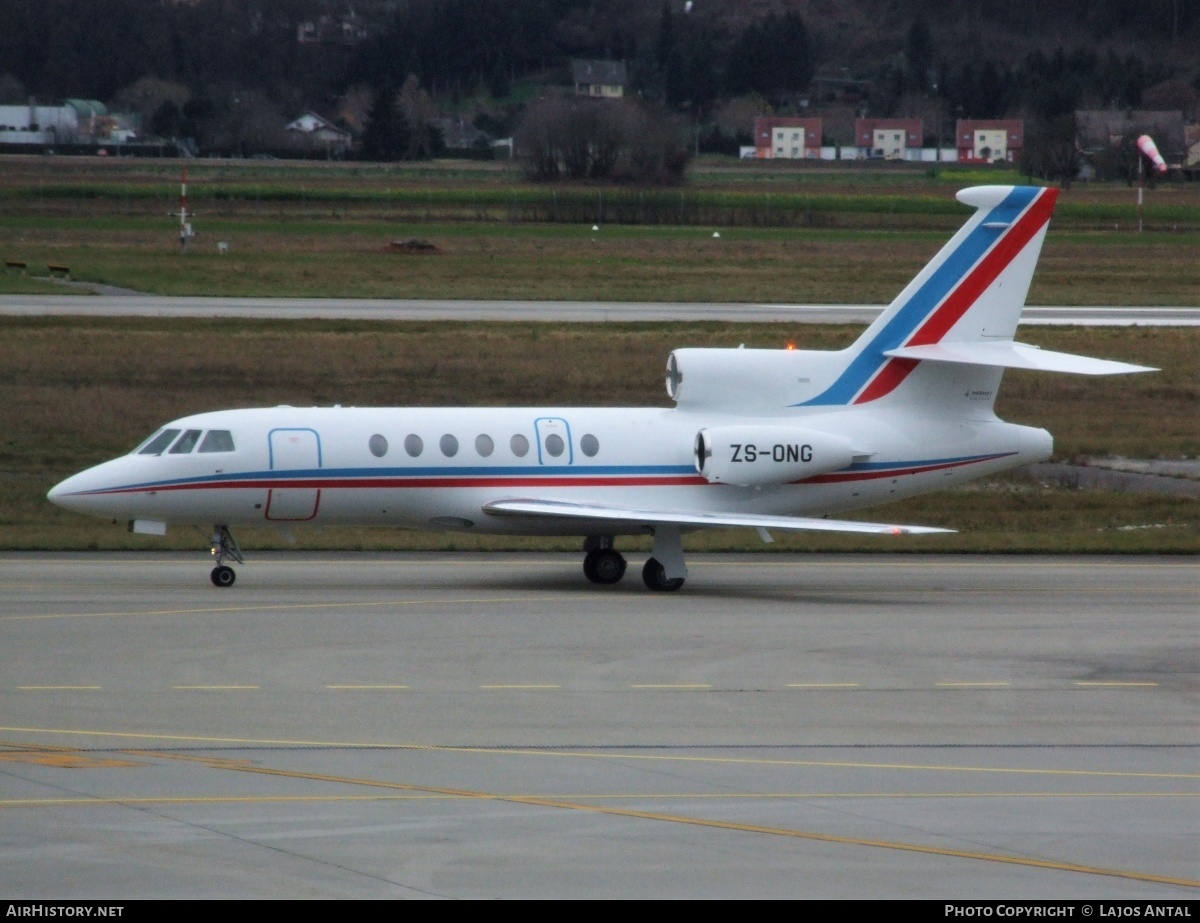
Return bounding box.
[210,524,244,588]
[583,536,627,585]
[642,557,685,592]
[582,529,687,592]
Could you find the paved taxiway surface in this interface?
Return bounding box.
[2,294,1198,325]
[1,553,1196,898]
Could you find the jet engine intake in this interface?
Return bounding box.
[695,425,856,486]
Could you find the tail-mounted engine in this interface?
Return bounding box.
[695,425,856,487]
[667,349,813,410]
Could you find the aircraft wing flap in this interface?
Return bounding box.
[482,498,953,535]
[883,341,1156,375]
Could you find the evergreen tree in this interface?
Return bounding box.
[360,84,411,161]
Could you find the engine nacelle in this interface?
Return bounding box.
[695,425,856,487]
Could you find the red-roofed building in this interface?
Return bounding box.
[855,118,922,160]
[956,120,1023,163]
[753,117,822,159]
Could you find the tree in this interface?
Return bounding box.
[515,96,688,184]
[360,84,411,161]
[905,18,934,94]
[397,75,443,160]
[1022,114,1079,187]
[0,72,27,104]
[112,76,190,130]
[150,100,184,140]
[727,12,814,106]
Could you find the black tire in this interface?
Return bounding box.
[211,565,236,588]
[642,557,684,592]
[588,549,626,585]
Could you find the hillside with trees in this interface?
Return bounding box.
[0,0,1196,163]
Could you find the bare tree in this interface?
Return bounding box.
[516,96,689,183]
[1022,114,1079,187]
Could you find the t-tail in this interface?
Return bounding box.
[665,186,1153,417]
[795,185,1154,412]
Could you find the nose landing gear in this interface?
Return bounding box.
[210,525,244,588]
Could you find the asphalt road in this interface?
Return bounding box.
[1,294,1199,325]
[1,552,1196,899]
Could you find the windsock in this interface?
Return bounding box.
[1137,135,1168,174]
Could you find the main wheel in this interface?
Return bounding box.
[642,557,684,592]
[211,565,236,588]
[584,549,626,585]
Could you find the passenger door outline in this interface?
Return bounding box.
[265,427,322,521]
[533,417,573,465]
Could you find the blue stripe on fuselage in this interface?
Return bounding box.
[73,463,699,495]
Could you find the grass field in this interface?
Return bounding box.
[2,156,1198,303]
[3,318,1195,554]
[3,218,1198,304]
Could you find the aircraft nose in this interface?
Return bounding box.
[47,471,90,512]
[47,464,117,515]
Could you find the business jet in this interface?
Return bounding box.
[47,185,1153,591]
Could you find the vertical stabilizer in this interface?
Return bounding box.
[800,185,1058,407]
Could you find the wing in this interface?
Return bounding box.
[482,498,953,536]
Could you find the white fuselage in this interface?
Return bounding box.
[49,403,1052,535]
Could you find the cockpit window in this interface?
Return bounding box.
[168,429,203,454]
[198,430,235,453]
[136,429,180,455]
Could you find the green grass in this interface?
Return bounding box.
[3,156,1196,301]
[2,215,1197,303]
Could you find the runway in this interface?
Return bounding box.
[1,552,1196,898]
[2,294,1199,325]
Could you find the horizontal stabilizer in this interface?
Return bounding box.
[883,341,1156,375]
[483,498,953,536]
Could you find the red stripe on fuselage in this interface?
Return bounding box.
[796,453,1014,484]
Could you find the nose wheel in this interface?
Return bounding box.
[209,525,244,589]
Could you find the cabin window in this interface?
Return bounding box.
[404,434,423,457]
[136,429,180,455]
[544,433,565,457]
[510,434,529,457]
[368,434,388,457]
[440,434,459,457]
[198,430,235,453]
[475,434,494,457]
[168,429,203,454]
[580,434,599,457]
